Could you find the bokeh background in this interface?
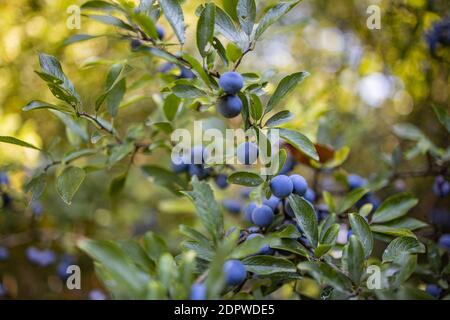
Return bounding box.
[0,0,449,299]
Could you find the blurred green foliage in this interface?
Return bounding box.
[0,0,449,299]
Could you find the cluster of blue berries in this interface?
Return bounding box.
[26,247,56,267]
[171,146,212,180]
[425,17,450,55]
[433,175,450,198]
[217,72,244,118]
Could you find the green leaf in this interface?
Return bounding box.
[313,244,332,258]
[298,261,352,293]
[432,104,450,133]
[78,239,148,296]
[337,188,369,213]
[278,128,319,161]
[370,225,416,239]
[227,171,264,187]
[117,239,155,273]
[143,231,169,262]
[109,172,127,197]
[0,136,40,150]
[349,213,373,259]
[212,37,229,66]
[108,143,134,165]
[266,72,309,113]
[182,177,224,243]
[133,13,159,40]
[23,100,74,114]
[265,110,294,127]
[342,235,365,283]
[163,94,181,121]
[320,223,340,245]
[226,42,242,63]
[237,0,256,36]
[288,194,318,247]
[392,123,425,141]
[242,256,296,275]
[39,53,79,96]
[179,225,212,249]
[24,173,47,201]
[107,78,126,117]
[81,0,119,12]
[384,217,428,231]
[322,191,336,213]
[214,6,244,46]
[64,34,101,46]
[255,1,302,40]
[197,3,215,57]
[88,14,134,31]
[172,84,206,99]
[269,238,309,257]
[141,165,186,191]
[249,94,263,121]
[56,166,86,205]
[159,0,186,44]
[382,237,425,263]
[181,53,213,88]
[371,193,418,224]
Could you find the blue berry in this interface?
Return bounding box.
[215,174,229,189]
[0,246,9,262]
[188,164,210,179]
[223,260,247,286]
[219,72,244,94]
[178,66,196,79]
[237,142,258,165]
[26,247,56,267]
[252,205,274,228]
[240,187,252,199]
[290,174,308,196]
[0,284,6,297]
[347,174,367,190]
[130,39,142,51]
[244,203,257,223]
[89,289,106,300]
[31,201,43,217]
[270,175,293,198]
[0,172,9,186]
[433,176,450,198]
[190,283,207,300]
[57,254,76,280]
[262,195,280,211]
[438,234,450,249]
[157,25,165,40]
[1,193,12,208]
[346,230,353,242]
[222,199,242,214]
[158,62,174,73]
[304,188,316,203]
[426,284,442,299]
[217,95,242,118]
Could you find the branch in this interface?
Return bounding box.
[77,111,123,144]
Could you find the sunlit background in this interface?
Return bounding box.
[0,0,449,299]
